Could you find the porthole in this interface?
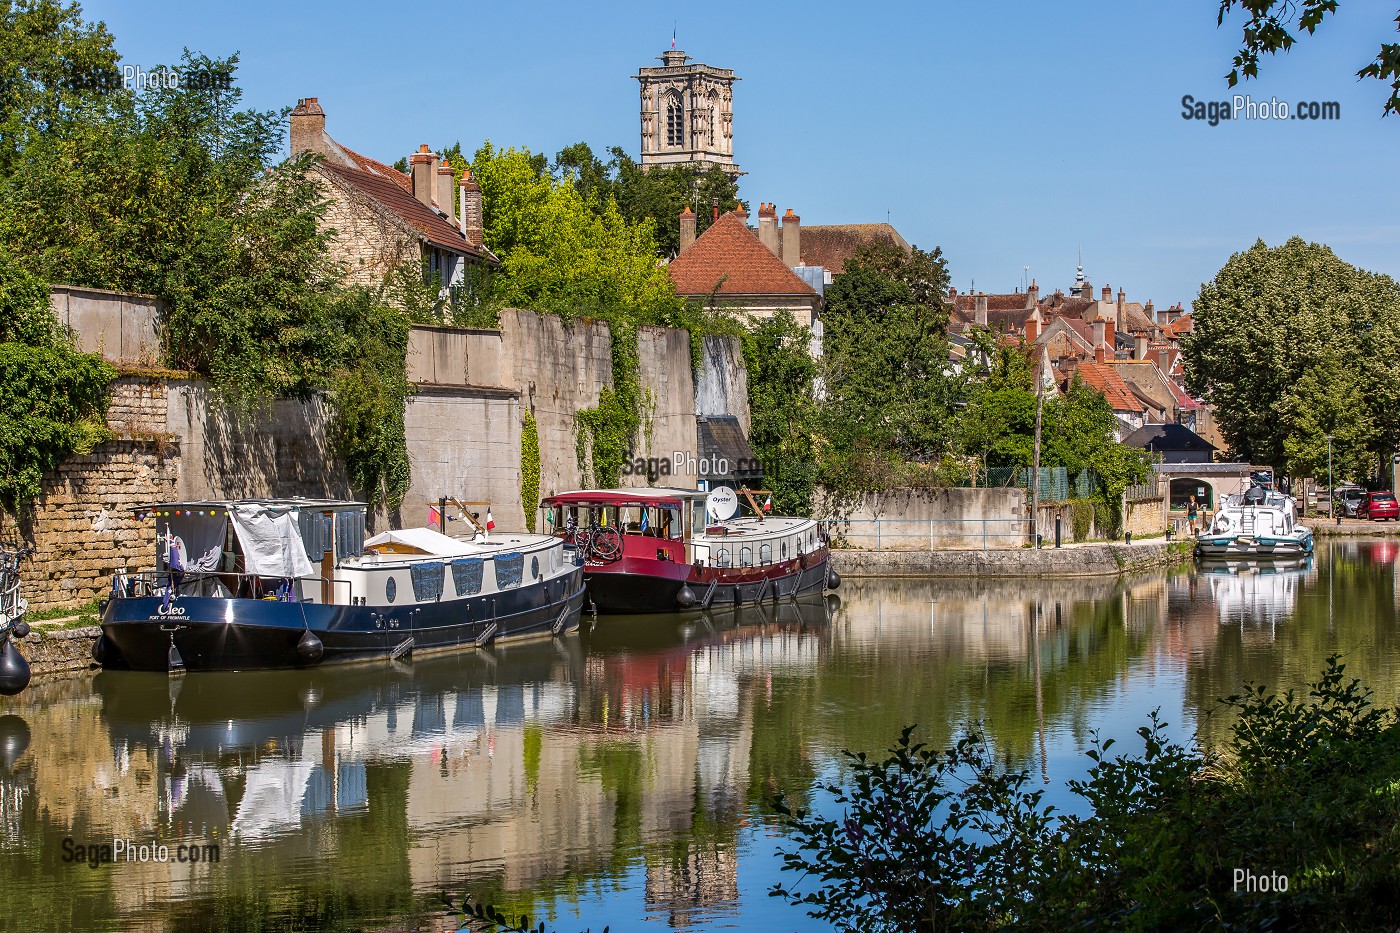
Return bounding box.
[385,577,397,603]
[781,541,788,560]
[531,556,540,579]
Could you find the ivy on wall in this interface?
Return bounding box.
[575,322,641,488]
[521,409,540,532]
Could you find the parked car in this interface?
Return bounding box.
[1337,486,1368,518]
[1359,491,1400,521]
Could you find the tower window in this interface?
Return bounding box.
[666,98,684,147]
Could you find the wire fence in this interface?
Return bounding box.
[821,517,1030,553]
[957,467,1099,502]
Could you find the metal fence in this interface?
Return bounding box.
[821,517,1029,553]
[959,467,1099,502]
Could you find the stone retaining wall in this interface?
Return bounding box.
[832,541,1193,578]
[13,626,100,677]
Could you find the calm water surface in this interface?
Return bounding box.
[3,538,1399,932]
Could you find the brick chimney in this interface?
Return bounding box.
[733,204,747,222]
[289,97,326,156]
[458,169,483,247]
[1117,286,1126,334]
[436,157,456,227]
[1095,342,1108,363]
[679,205,696,252]
[1026,278,1039,310]
[1145,299,1156,324]
[1026,313,1040,342]
[757,202,780,257]
[1135,334,1148,359]
[1104,317,1116,348]
[410,144,435,208]
[1101,284,1112,302]
[975,294,988,328]
[781,208,801,267]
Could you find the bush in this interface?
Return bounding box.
[1069,497,1094,541]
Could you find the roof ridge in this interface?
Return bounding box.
[670,211,818,297]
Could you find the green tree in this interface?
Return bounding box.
[1218,1,1400,115]
[820,242,957,485]
[0,252,113,514]
[553,142,741,256]
[744,310,818,513]
[955,329,1038,472]
[1181,236,1400,480]
[0,0,119,172]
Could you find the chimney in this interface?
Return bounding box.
[781,208,801,267]
[679,205,697,252]
[458,169,483,246]
[1026,314,1040,342]
[410,144,434,207]
[1102,284,1112,302]
[1146,299,1156,324]
[289,97,326,156]
[712,197,720,223]
[975,294,988,328]
[1026,278,1039,310]
[1156,348,1172,372]
[733,204,747,222]
[1117,286,1126,334]
[949,286,958,299]
[1081,279,1093,300]
[1135,334,1148,359]
[1095,342,1108,364]
[1104,317,1116,348]
[1092,319,1105,348]
[436,157,456,227]
[757,202,780,257]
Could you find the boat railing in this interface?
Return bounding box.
[1,546,31,628]
[113,569,353,604]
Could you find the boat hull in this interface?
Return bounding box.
[100,569,585,672]
[582,549,834,614]
[1195,532,1314,560]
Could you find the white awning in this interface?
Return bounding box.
[364,526,481,557]
[230,503,316,579]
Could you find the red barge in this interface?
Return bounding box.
[541,486,838,614]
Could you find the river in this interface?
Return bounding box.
[2,538,1398,932]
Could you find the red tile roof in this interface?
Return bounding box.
[799,223,910,273]
[669,211,818,297]
[1072,362,1145,413]
[341,145,413,193]
[319,161,496,263]
[1164,314,1193,338]
[1166,378,1203,411]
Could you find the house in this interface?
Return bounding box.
[1123,423,1217,463]
[1062,360,1147,439]
[669,207,821,328]
[798,223,911,275]
[288,97,498,294]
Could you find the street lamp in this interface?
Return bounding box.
[1325,434,1335,520]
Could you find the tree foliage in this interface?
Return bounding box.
[772,656,1400,931]
[1218,0,1400,116]
[0,252,113,513]
[1181,237,1400,482]
[743,310,818,514]
[554,142,741,256]
[820,243,959,487]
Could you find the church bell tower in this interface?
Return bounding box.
[634,47,740,176]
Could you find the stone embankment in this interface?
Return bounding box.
[832,540,1194,578]
[14,625,101,678]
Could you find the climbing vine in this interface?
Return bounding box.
[521,409,540,532]
[575,322,641,488]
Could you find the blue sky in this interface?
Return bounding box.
[86,0,1399,311]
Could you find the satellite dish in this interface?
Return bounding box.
[706,486,739,521]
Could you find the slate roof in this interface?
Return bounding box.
[798,223,911,273]
[319,160,497,264]
[697,416,763,480]
[1071,362,1145,413]
[951,293,1031,313]
[1122,422,1216,453]
[669,211,818,297]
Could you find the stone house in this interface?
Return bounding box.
[288,97,498,294]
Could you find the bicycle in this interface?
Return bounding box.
[566,519,623,563]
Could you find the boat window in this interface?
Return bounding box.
[760,543,772,564]
[665,507,683,539]
[531,555,540,579]
[740,546,753,567]
[715,547,731,568]
[781,540,788,560]
[693,500,708,532]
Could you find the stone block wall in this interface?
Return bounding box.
[634,325,698,485]
[817,486,1029,550]
[1123,495,1167,538]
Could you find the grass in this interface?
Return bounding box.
[24,598,101,630]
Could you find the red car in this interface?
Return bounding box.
[1359,491,1400,521]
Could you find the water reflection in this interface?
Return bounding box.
[2,543,1399,931]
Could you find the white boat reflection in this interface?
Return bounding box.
[1198,557,1313,631]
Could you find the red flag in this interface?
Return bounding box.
[763,495,772,512]
[486,508,495,531]
[428,505,441,527]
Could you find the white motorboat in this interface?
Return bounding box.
[1195,486,1314,560]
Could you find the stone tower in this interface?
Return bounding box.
[634,48,740,176]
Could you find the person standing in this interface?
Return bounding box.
[1187,495,1199,534]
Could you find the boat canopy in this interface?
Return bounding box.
[363,526,483,557]
[542,488,706,510]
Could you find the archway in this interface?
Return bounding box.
[1169,477,1214,511]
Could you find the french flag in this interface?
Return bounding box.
[486,508,495,531]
